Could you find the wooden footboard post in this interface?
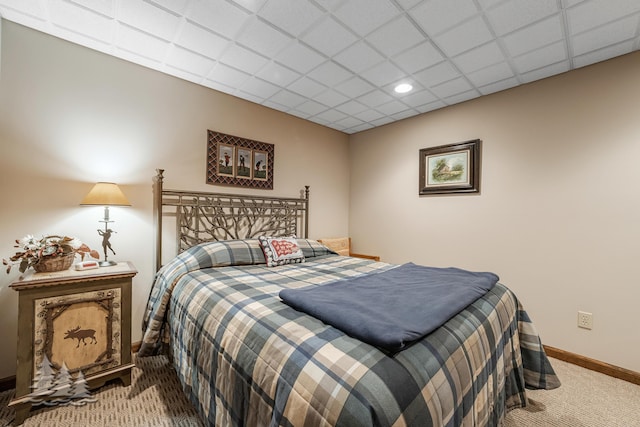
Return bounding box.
[153,169,164,272]
[304,185,310,239]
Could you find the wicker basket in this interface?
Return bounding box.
[33,253,75,273]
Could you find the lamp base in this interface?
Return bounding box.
[99,260,117,267]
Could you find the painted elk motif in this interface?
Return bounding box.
[64,326,97,348]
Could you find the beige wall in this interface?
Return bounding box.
[0,21,350,378]
[349,51,640,372]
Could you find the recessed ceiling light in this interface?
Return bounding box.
[394,83,413,94]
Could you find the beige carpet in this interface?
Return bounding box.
[1,356,639,426]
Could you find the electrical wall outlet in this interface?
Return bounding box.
[577,311,593,330]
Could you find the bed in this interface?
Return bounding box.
[139,169,560,426]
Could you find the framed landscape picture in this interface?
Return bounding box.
[207,130,274,189]
[419,139,481,195]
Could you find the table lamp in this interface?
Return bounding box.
[80,182,131,267]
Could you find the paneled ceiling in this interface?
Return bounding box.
[1,0,639,134]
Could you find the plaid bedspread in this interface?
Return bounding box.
[140,239,560,426]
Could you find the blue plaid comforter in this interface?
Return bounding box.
[140,239,560,426]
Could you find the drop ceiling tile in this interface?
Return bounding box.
[150,0,189,15]
[275,41,326,74]
[307,115,331,126]
[359,61,406,87]
[453,42,505,74]
[370,116,395,127]
[356,90,394,108]
[230,0,267,13]
[258,0,324,36]
[165,46,216,75]
[314,90,350,107]
[573,40,635,68]
[118,0,182,41]
[176,22,230,60]
[433,15,494,57]
[443,88,480,104]
[392,42,445,74]
[239,76,280,99]
[333,0,400,37]
[333,41,385,74]
[335,100,368,115]
[219,43,270,74]
[114,46,163,69]
[116,24,168,61]
[186,0,251,39]
[478,76,520,95]
[263,99,291,111]
[366,15,425,57]
[401,89,438,108]
[348,123,376,133]
[301,16,358,57]
[269,90,306,108]
[502,15,563,57]
[416,100,447,114]
[256,61,301,86]
[307,61,353,87]
[334,76,375,98]
[353,108,385,122]
[485,0,559,36]
[287,76,326,97]
[314,108,349,123]
[236,18,292,58]
[296,101,327,116]
[520,60,570,83]
[567,0,640,35]
[391,109,420,121]
[51,28,112,54]
[295,99,329,115]
[313,0,347,12]
[429,76,473,98]
[164,65,203,83]
[396,0,423,9]
[208,63,251,88]
[204,79,238,95]
[376,99,410,115]
[50,1,114,43]
[288,109,312,119]
[0,0,45,19]
[410,0,479,36]
[334,116,365,129]
[476,0,502,8]
[571,15,639,55]
[70,0,115,17]
[414,61,460,88]
[466,61,514,87]
[513,40,566,73]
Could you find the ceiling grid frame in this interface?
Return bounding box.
[0,0,638,133]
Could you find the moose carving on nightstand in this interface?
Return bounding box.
[64,326,98,348]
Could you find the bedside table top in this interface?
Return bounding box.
[10,261,137,290]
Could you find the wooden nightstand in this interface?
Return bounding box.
[9,262,137,424]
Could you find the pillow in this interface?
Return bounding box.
[258,236,305,267]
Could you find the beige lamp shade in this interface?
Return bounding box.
[81,182,131,206]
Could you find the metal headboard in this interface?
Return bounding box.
[153,169,309,272]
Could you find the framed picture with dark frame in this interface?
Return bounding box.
[419,139,481,195]
[207,130,274,189]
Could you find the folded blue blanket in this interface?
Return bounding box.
[279,263,498,353]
